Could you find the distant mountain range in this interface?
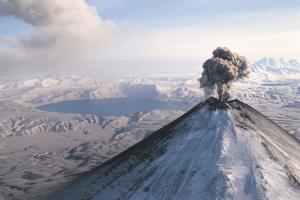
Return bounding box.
[250,57,300,81]
[0,57,299,91]
[0,59,299,200]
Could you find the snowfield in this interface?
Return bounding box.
[0,58,299,199]
[251,57,300,81]
[0,101,183,200]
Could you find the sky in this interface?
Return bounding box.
[0,0,299,77]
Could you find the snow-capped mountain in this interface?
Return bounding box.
[250,57,300,81]
[0,57,299,106]
[48,97,300,200]
[0,58,299,199]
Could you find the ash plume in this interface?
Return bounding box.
[199,47,250,101]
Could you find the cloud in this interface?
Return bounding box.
[0,0,116,76]
[0,1,299,77]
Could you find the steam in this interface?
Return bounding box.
[0,0,116,76]
[199,47,250,101]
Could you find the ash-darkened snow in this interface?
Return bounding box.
[199,47,250,101]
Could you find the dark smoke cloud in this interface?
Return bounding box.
[199,47,250,101]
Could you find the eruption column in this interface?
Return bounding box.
[199,47,250,101]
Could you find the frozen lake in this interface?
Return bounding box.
[37,98,187,116]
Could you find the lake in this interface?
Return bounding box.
[37,98,188,117]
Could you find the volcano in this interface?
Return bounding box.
[48,97,300,200]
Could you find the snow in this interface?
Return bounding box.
[250,57,300,81]
[0,57,299,199]
[47,98,300,200]
[0,99,183,199]
[41,78,61,88]
[23,79,40,87]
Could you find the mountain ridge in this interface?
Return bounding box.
[250,57,300,81]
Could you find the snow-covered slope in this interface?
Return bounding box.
[0,59,299,199]
[0,99,184,200]
[47,97,300,200]
[250,57,300,81]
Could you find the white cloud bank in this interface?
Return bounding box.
[0,0,116,76]
[0,1,299,77]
